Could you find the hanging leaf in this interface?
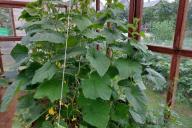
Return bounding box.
[32,61,56,84]
[81,72,112,100]
[124,86,147,113]
[68,36,80,47]
[11,44,28,63]
[101,29,122,43]
[34,79,68,102]
[30,31,65,43]
[73,16,92,31]
[114,59,142,79]
[52,46,86,61]
[78,96,111,128]
[17,94,46,126]
[124,86,147,124]
[145,68,166,90]
[86,49,110,77]
[130,41,148,54]
[129,109,145,124]
[0,76,28,112]
[0,62,38,112]
[118,79,131,87]
[106,66,119,78]
[83,29,101,39]
[133,74,146,90]
[111,103,129,126]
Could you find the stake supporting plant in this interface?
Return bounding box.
[58,0,71,124]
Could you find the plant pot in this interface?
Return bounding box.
[0,87,18,128]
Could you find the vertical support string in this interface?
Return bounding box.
[58,0,71,124]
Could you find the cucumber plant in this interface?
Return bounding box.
[0,0,165,128]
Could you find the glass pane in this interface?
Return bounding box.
[145,54,192,127]
[146,53,171,90]
[0,8,14,36]
[141,0,179,47]
[173,58,192,128]
[13,8,26,36]
[0,42,16,72]
[145,53,171,127]
[92,0,129,10]
[183,0,192,49]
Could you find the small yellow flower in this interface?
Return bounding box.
[48,107,56,115]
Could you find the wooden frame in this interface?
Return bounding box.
[128,0,191,109]
[0,0,191,109]
[0,1,28,8]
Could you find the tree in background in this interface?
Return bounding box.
[143,0,179,41]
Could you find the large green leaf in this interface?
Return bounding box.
[30,31,65,43]
[118,79,131,87]
[0,62,38,112]
[146,68,166,90]
[34,79,68,102]
[83,29,101,39]
[32,61,56,84]
[0,76,28,112]
[81,72,112,100]
[124,86,147,113]
[133,74,146,90]
[124,86,147,124]
[129,109,145,124]
[101,29,122,43]
[130,41,148,54]
[17,94,46,126]
[111,103,129,126]
[73,16,92,31]
[52,46,86,61]
[11,44,28,63]
[78,96,111,128]
[67,36,80,47]
[114,59,142,79]
[86,49,110,77]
